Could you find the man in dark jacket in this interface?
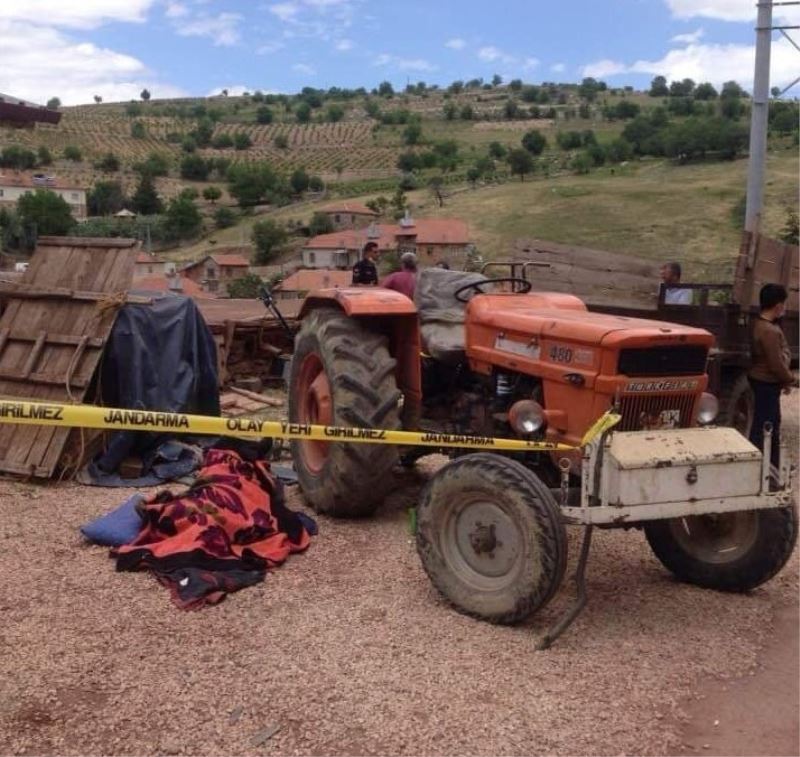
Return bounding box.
[748,283,797,469]
[352,241,379,285]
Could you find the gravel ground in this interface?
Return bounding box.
[0,396,797,756]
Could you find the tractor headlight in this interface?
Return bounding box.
[696,392,719,425]
[509,400,546,435]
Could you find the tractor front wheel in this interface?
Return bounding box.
[289,307,401,517]
[644,507,798,591]
[416,453,567,624]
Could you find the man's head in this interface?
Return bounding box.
[400,251,417,271]
[759,283,788,318]
[660,262,682,285]
[363,241,379,261]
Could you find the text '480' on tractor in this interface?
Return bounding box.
[288,268,797,646]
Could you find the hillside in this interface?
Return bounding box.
[0,81,797,272]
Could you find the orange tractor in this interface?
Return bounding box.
[288,269,796,643]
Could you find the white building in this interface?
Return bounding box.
[0,172,87,219]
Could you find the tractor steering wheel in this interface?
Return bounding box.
[454,277,532,303]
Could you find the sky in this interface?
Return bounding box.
[0,0,798,105]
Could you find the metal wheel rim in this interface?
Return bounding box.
[441,494,526,591]
[669,511,759,564]
[295,352,332,473]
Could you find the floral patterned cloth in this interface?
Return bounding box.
[113,449,314,609]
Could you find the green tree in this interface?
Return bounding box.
[556,130,583,150]
[403,122,423,145]
[88,180,127,215]
[466,165,481,187]
[721,97,744,120]
[397,151,420,172]
[571,152,594,174]
[295,102,312,123]
[95,152,120,172]
[203,185,222,203]
[227,163,285,207]
[492,74,503,87]
[0,146,37,169]
[460,104,474,120]
[211,133,234,149]
[443,102,457,120]
[131,173,163,215]
[181,136,198,153]
[164,194,202,239]
[140,88,151,101]
[290,167,310,194]
[136,152,170,177]
[131,120,146,139]
[521,129,547,155]
[378,81,395,97]
[18,189,74,236]
[126,102,143,117]
[606,137,634,163]
[274,134,289,149]
[309,211,334,236]
[227,273,263,298]
[649,75,669,97]
[256,106,274,124]
[507,148,534,181]
[721,81,746,99]
[46,97,61,110]
[180,154,210,181]
[488,141,507,159]
[63,145,82,162]
[36,146,53,166]
[669,78,695,97]
[578,77,603,101]
[233,132,252,150]
[193,118,214,147]
[214,206,237,229]
[326,104,345,122]
[251,219,288,264]
[694,82,718,100]
[504,99,521,119]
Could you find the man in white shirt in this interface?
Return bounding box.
[660,261,692,305]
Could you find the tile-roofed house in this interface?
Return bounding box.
[302,216,471,270]
[320,201,379,230]
[131,273,210,299]
[182,253,252,295]
[134,252,171,277]
[0,172,87,218]
[274,269,352,299]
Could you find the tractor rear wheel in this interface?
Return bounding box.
[416,453,567,624]
[644,507,797,591]
[289,307,401,517]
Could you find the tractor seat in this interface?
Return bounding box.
[414,268,487,364]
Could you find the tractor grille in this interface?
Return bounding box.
[618,346,708,377]
[618,393,697,431]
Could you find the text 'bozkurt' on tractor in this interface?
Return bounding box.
[287,268,797,646]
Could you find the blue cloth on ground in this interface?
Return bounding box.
[80,494,146,546]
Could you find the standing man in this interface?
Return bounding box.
[749,283,797,469]
[660,262,692,305]
[381,252,417,300]
[352,241,379,286]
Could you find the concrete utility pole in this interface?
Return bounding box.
[744,0,774,236]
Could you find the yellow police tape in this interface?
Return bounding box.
[0,399,621,453]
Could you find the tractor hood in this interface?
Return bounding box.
[466,294,712,346]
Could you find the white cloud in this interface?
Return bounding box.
[373,53,436,72]
[335,38,352,51]
[581,58,629,78]
[523,57,540,70]
[176,12,243,46]
[551,62,566,73]
[270,2,300,22]
[292,62,317,75]
[478,45,515,65]
[581,37,799,90]
[207,85,253,96]
[445,37,466,50]
[0,0,156,29]
[671,27,704,44]
[665,0,798,23]
[257,39,286,54]
[0,18,185,105]
[165,2,189,19]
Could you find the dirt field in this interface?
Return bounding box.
[0,396,797,756]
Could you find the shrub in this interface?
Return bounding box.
[309,212,334,236]
[256,106,274,124]
[233,132,252,150]
[135,152,170,177]
[251,219,288,264]
[214,206,237,229]
[290,168,310,194]
[0,146,37,170]
[211,133,234,149]
[227,273,262,299]
[180,154,210,181]
[521,129,547,155]
[203,186,222,203]
[274,134,289,150]
[36,146,53,166]
[95,152,120,172]
[131,121,146,139]
[63,145,82,162]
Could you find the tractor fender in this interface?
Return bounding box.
[299,287,418,319]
